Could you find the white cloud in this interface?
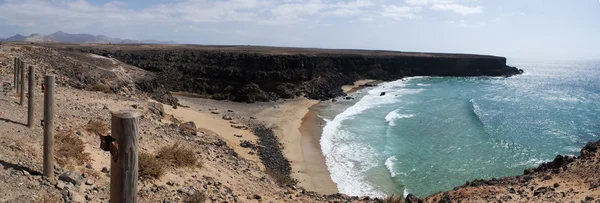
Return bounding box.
[269,0,329,23]
[405,0,483,16]
[405,0,455,6]
[431,3,483,15]
[334,0,375,9]
[326,8,364,16]
[381,5,420,21]
[0,0,485,37]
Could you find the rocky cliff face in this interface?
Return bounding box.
[69,45,522,103]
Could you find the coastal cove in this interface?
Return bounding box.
[158,59,600,201]
[1,42,599,202]
[312,59,600,198]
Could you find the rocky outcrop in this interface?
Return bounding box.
[413,140,600,202]
[64,45,522,103]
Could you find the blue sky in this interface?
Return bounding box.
[0,0,598,60]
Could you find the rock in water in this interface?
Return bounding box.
[59,171,84,186]
[380,92,386,96]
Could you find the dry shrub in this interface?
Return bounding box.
[22,46,33,51]
[55,131,91,167]
[383,195,405,203]
[157,143,198,168]
[186,192,207,203]
[139,152,165,179]
[266,169,296,186]
[91,83,113,94]
[139,144,200,180]
[36,193,60,203]
[86,118,108,135]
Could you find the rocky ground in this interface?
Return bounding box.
[0,44,380,202]
[0,43,598,203]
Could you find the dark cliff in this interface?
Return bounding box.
[65,45,522,103]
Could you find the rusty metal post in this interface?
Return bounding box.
[28,65,35,128]
[110,110,139,203]
[43,75,55,178]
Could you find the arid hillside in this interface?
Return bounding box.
[0,43,382,202]
[1,43,597,203]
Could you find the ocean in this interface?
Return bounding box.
[317,59,600,197]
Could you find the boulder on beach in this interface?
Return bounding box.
[179,121,197,135]
[147,102,165,117]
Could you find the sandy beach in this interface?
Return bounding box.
[297,105,339,194]
[166,95,338,193]
[159,80,379,195]
[342,79,378,93]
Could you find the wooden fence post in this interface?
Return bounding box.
[19,62,25,105]
[13,58,17,91]
[110,110,139,203]
[15,58,20,92]
[43,75,55,178]
[28,65,35,128]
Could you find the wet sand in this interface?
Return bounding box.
[297,105,339,194]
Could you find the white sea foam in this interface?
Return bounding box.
[543,96,582,103]
[385,156,399,177]
[385,110,415,126]
[564,146,582,153]
[321,78,422,197]
[512,158,552,168]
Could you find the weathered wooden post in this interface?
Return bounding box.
[13,58,17,91]
[28,65,35,128]
[15,58,20,92]
[43,75,55,178]
[19,62,25,105]
[110,110,139,203]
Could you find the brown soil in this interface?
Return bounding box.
[0,43,378,202]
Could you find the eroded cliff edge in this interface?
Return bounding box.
[61,45,522,103]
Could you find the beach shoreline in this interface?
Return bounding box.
[168,95,338,194]
[296,103,339,194]
[289,79,379,194]
[162,80,378,195]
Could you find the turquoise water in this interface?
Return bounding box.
[318,59,600,197]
